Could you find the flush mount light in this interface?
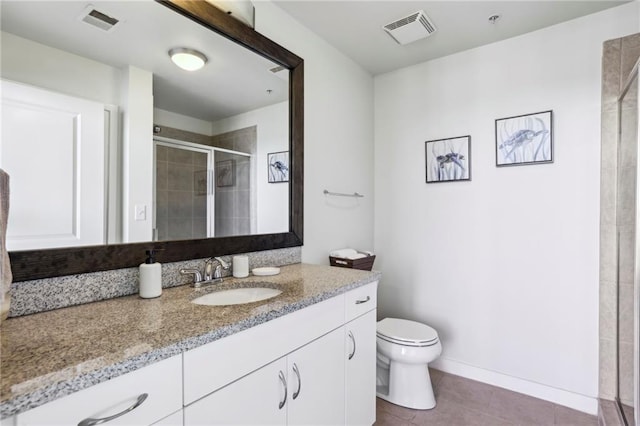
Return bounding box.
[168,48,208,71]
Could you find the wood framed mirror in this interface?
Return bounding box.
[5,0,303,282]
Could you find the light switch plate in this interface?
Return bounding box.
[135,204,147,221]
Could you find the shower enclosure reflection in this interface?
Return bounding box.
[155,129,255,241]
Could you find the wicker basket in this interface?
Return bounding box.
[329,255,376,271]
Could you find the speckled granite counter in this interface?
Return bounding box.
[0,263,380,419]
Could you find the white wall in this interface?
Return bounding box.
[0,32,121,105]
[212,102,289,234]
[121,66,154,243]
[2,32,158,244]
[154,108,214,136]
[255,2,375,264]
[374,3,638,414]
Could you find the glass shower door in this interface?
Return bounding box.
[155,141,211,241]
[618,65,639,426]
[213,150,251,237]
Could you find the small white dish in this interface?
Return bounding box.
[252,267,280,276]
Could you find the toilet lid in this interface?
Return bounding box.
[377,318,439,345]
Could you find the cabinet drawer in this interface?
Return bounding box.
[345,281,378,322]
[16,355,182,426]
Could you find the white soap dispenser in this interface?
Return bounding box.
[139,249,162,299]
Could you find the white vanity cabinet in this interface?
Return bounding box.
[285,326,345,425]
[345,310,377,426]
[13,355,182,426]
[151,410,184,426]
[184,327,345,425]
[6,281,378,426]
[344,283,377,426]
[184,282,377,426]
[184,357,288,425]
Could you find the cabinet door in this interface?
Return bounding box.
[287,328,345,426]
[345,310,377,426]
[184,358,287,425]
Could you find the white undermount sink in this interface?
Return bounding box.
[191,287,282,306]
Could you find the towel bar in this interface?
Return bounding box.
[323,189,364,198]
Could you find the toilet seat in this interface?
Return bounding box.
[377,318,439,347]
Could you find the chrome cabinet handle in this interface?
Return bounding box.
[77,393,148,426]
[348,331,356,360]
[278,370,287,410]
[355,296,370,304]
[292,363,302,400]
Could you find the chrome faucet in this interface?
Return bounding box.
[203,258,215,281]
[179,257,231,288]
[212,257,230,279]
[179,268,202,286]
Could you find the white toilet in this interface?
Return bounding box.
[376,317,442,410]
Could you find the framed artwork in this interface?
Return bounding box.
[495,110,553,167]
[268,151,289,183]
[216,160,235,187]
[194,169,208,195]
[425,135,471,183]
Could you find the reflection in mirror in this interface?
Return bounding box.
[1,0,289,251]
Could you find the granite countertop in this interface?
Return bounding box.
[0,263,381,419]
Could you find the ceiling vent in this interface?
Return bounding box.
[270,65,289,81]
[78,5,121,32]
[383,10,436,45]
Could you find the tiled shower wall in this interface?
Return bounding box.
[600,33,640,403]
[211,127,257,236]
[156,144,208,241]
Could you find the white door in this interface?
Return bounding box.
[287,328,345,426]
[345,310,377,426]
[184,357,287,425]
[1,79,105,250]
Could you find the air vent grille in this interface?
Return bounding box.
[78,5,121,32]
[384,12,420,32]
[419,14,436,34]
[383,10,436,45]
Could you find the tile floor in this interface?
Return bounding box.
[375,369,599,426]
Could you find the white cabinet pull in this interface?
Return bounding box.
[348,331,356,360]
[77,393,148,426]
[292,363,302,400]
[355,296,370,304]
[278,371,287,409]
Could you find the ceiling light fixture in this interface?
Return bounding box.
[168,48,208,71]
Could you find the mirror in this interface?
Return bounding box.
[2,0,304,281]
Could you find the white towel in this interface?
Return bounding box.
[347,253,367,260]
[0,169,11,323]
[329,248,358,258]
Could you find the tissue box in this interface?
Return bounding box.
[329,255,376,271]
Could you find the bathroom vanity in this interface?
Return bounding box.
[0,264,379,425]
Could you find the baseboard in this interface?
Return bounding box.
[430,357,598,415]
